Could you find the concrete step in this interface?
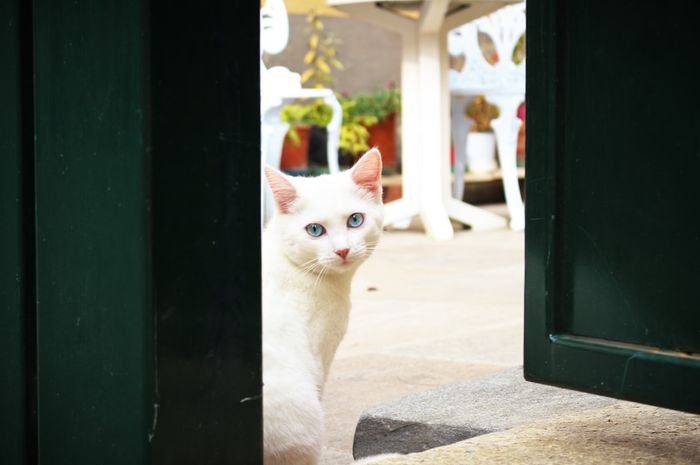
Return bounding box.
[355,401,700,464]
[353,367,616,459]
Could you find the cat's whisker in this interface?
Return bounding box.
[302,256,331,270]
[300,258,320,269]
[301,267,318,277]
[302,264,324,277]
[302,256,334,288]
[358,244,380,254]
[300,260,327,278]
[356,242,381,256]
[312,264,330,291]
[299,261,316,272]
[319,267,328,287]
[299,256,323,270]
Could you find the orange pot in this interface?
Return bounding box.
[281,126,311,172]
[366,113,397,171]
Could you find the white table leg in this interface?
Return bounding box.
[416,31,454,240]
[451,95,471,200]
[384,31,420,226]
[337,1,515,239]
[445,197,508,230]
[490,95,525,230]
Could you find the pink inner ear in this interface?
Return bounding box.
[351,148,382,199]
[265,166,297,213]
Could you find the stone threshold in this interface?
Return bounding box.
[358,401,700,464]
[353,367,616,459]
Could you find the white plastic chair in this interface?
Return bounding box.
[260,0,342,221]
[448,2,526,230]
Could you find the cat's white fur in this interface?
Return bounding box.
[263,150,384,465]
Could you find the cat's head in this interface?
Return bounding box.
[265,149,384,275]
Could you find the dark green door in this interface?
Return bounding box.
[1,1,32,463]
[1,1,262,463]
[525,0,700,413]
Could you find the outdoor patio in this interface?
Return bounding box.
[261,2,700,464]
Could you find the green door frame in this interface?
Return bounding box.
[1,1,262,463]
[1,0,34,463]
[524,0,700,414]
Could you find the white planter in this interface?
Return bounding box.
[466,132,497,173]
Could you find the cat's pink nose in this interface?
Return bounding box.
[335,248,350,259]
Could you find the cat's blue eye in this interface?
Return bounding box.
[305,223,326,237]
[347,213,364,228]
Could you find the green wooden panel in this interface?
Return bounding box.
[33,1,152,463]
[27,1,261,462]
[149,2,263,463]
[0,1,29,463]
[525,0,700,413]
[559,1,700,353]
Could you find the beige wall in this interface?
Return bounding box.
[263,14,402,96]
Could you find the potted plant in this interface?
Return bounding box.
[465,95,500,173]
[363,84,400,172]
[285,9,344,173]
[339,84,401,172]
[280,99,332,172]
[337,96,378,167]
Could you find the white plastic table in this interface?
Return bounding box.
[328,0,519,240]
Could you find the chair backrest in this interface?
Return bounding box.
[260,0,289,56]
[448,2,526,96]
[260,0,301,112]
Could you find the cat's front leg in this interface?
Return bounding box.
[263,374,324,465]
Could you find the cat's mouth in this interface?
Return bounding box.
[331,254,357,269]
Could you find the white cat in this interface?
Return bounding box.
[262,149,384,465]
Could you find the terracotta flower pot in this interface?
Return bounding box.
[281,126,311,172]
[366,112,397,171]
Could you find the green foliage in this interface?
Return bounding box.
[280,99,332,145]
[279,100,332,126]
[301,10,344,89]
[338,98,378,155]
[465,95,500,132]
[338,84,400,155]
[345,84,400,123]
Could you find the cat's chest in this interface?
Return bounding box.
[308,283,350,310]
[264,268,351,330]
[282,279,352,337]
[264,271,351,380]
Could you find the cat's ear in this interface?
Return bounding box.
[351,148,382,201]
[265,165,297,213]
